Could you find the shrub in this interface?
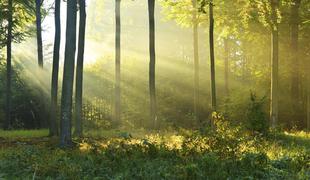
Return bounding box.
[246,92,268,135]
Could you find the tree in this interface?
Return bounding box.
[114,0,121,126]
[60,0,77,147]
[148,0,157,128]
[74,0,87,136]
[36,0,43,68]
[50,0,61,136]
[209,0,216,111]
[308,62,310,131]
[192,0,200,122]
[159,0,205,123]
[4,0,13,130]
[290,0,301,122]
[0,0,36,129]
[224,38,229,95]
[270,0,279,128]
[307,65,310,131]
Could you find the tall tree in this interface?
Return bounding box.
[4,0,13,130]
[270,0,279,128]
[35,0,43,68]
[74,0,87,136]
[60,0,77,147]
[308,63,310,131]
[224,38,229,95]
[50,0,61,136]
[209,0,216,111]
[192,0,200,122]
[290,0,301,123]
[148,0,157,128]
[114,0,121,126]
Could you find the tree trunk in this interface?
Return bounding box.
[224,38,229,96]
[36,0,43,68]
[209,1,216,111]
[290,0,301,126]
[60,0,77,147]
[192,0,200,123]
[74,0,86,137]
[148,0,157,129]
[4,0,13,130]
[307,67,310,131]
[114,0,121,126]
[270,0,279,129]
[50,0,61,136]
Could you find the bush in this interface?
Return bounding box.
[246,92,269,135]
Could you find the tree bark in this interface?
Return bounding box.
[192,0,200,123]
[4,0,13,130]
[148,0,157,129]
[74,0,86,136]
[270,0,279,128]
[306,63,310,131]
[60,0,77,147]
[307,67,310,131]
[209,1,216,111]
[50,0,61,136]
[114,0,121,126]
[36,0,43,68]
[290,0,301,126]
[224,38,229,96]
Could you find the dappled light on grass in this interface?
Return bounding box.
[1,129,309,179]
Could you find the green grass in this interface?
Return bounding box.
[0,129,309,179]
[0,129,48,138]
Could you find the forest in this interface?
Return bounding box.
[0,0,309,179]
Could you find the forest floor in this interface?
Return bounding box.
[0,129,309,179]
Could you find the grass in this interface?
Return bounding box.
[0,128,309,179]
[0,129,48,138]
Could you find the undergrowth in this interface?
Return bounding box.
[0,125,309,179]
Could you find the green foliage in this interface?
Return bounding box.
[0,129,309,179]
[246,92,269,134]
[0,0,36,48]
[0,59,48,129]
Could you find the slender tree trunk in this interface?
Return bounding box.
[209,1,216,111]
[224,38,229,96]
[148,0,157,129]
[36,0,43,68]
[270,0,279,128]
[114,0,121,126]
[50,0,61,136]
[36,0,47,129]
[74,0,86,136]
[290,0,301,126]
[4,0,13,130]
[307,67,310,131]
[192,0,200,123]
[60,0,77,147]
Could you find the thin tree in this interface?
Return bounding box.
[224,38,229,95]
[148,0,157,128]
[290,0,301,123]
[192,0,200,122]
[35,0,43,68]
[50,0,61,136]
[4,0,13,130]
[209,0,216,111]
[307,65,310,131]
[60,0,77,147]
[74,0,87,136]
[114,0,121,126]
[270,0,279,128]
